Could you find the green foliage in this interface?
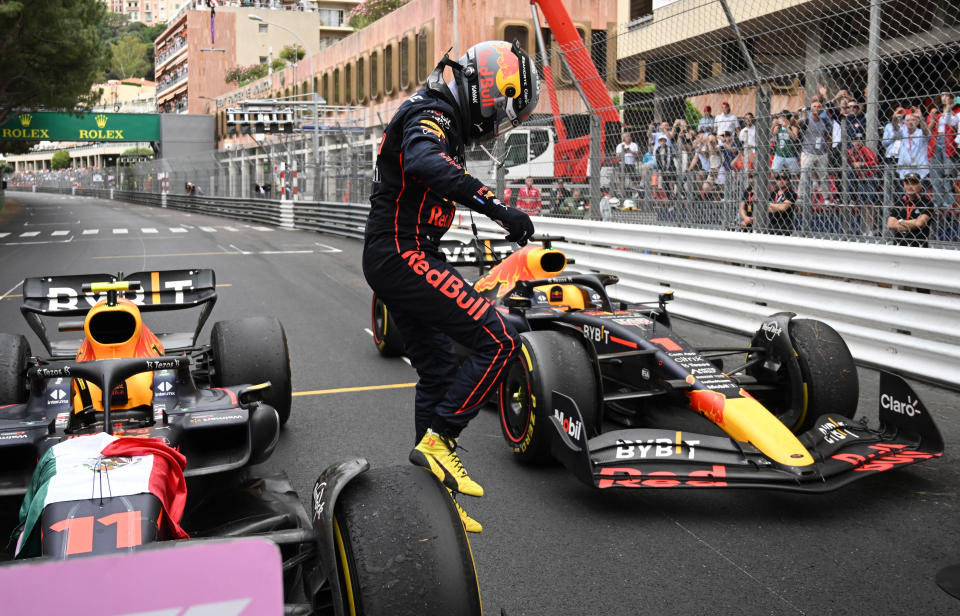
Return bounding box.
[684,100,702,128]
[0,0,111,126]
[110,35,150,78]
[122,146,153,156]
[51,150,71,170]
[99,12,165,80]
[280,45,305,63]
[226,64,269,87]
[348,0,409,30]
[271,58,287,73]
[0,162,13,174]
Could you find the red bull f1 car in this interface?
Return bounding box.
[1,269,481,615]
[373,237,942,492]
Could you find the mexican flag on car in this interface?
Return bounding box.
[14,433,189,558]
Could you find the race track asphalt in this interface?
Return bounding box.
[2,191,959,615]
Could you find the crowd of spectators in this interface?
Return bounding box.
[509,86,959,247]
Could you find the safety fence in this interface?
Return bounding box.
[11,185,959,389]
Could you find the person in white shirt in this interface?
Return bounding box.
[713,101,739,141]
[893,111,931,182]
[616,132,640,192]
[738,112,756,162]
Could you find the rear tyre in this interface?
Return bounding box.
[749,318,858,433]
[371,294,404,357]
[498,330,600,464]
[333,465,481,616]
[0,333,30,404]
[211,317,292,425]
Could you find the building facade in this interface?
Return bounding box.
[154,3,357,115]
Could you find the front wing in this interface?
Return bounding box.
[549,371,943,492]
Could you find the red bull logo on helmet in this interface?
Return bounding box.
[476,42,521,109]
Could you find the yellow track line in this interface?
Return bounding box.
[293,382,417,397]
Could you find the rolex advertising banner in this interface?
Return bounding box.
[1,112,160,142]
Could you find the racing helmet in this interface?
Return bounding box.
[431,40,540,145]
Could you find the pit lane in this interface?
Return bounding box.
[2,192,959,614]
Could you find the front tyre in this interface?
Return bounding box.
[333,465,481,616]
[748,318,858,433]
[498,330,600,464]
[211,317,292,425]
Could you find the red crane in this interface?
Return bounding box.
[530,0,621,182]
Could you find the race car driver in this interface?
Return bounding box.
[362,40,539,533]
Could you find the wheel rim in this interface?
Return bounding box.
[333,516,360,616]
[500,359,532,444]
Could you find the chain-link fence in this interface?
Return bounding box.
[478,0,960,249]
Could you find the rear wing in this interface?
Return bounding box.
[20,269,217,356]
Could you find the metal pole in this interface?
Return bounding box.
[866,0,881,157]
[589,114,601,218]
[312,92,320,201]
[453,0,458,58]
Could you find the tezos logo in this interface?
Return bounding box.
[881,393,922,417]
[313,481,327,518]
[762,321,782,341]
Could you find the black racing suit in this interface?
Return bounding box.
[362,87,520,442]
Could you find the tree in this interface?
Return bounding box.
[0,0,111,126]
[51,150,71,170]
[347,0,409,30]
[110,35,150,78]
[280,45,305,63]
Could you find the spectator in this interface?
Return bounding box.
[769,171,797,235]
[503,186,512,206]
[698,105,715,135]
[844,100,866,140]
[185,181,194,195]
[652,121,674,146]
[881,107,905,166]
[616,132,640,193]
[553,178,571,208]
[771,111,800,171]
[739,113,757,165]
[653,135,675,195]
[560,189,588,218]
[714,101,739,141]
[515,176,542,215]
[927,92,958,211]
[892,110,931,183]
[717,131,739,190]
[887,173,933,247]
[797,97,832,215]
[597,186,613,221]
[738,174,755,230]
[706,134,722,185]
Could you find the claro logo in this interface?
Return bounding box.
[881,393,922,417]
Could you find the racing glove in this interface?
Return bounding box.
[488,200,535,246]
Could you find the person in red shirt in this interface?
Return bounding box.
[515,176,542,215]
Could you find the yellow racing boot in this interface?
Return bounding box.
[447,488,482,533]
[410,429,484,497]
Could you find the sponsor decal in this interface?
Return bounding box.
[401,250,490,321]
[641,368,650,380]
[49,388,69,403]
[816,418,858,445]
[146,359,181,371]
[881,392,923,417]
[426,205,454,229]
[553,408,582,441]
[615,435,701,460]
[612,317,653,327]
[313,481,326,518]
[45,279,193,312]
[55,412,70,429]
[188,413,244,425]
[419,118,446,141]
[429,111,451,130]
[582,324,609,344]
[37,366,71,378]
[832,442,939,472]
[761,320,782,341]
[0,431,29,441]
[598,465,727,488]
[669,352,738,391]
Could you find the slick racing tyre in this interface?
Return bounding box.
[498,330,600,464]
[332,465,481,616]
[371,294,405,357]
[0,333,30,404]
[211,316,292,425]
[748,318,858,434]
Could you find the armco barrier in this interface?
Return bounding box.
[10,187,960,389]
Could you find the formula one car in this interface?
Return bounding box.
[372,237,942,492]
[0,270,481,615]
